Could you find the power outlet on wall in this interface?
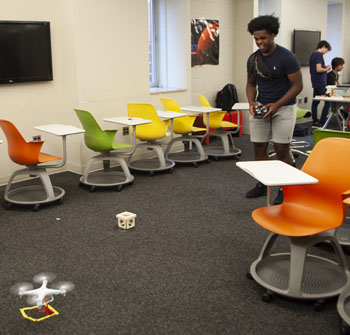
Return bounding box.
[123,127,129,136]
[304,97,308,103]
[32,135,41,141]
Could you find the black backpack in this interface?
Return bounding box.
[215,84,239,111]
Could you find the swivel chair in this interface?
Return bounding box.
[160,97,207,166]
[195,93,241,159]
[127,103,175,176]
[0,119,65,211]
[74,109,134,192]
[247,137,350,309]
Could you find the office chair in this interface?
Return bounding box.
[160,97,207,166]
[0,119,65,211]
[195,93,241,159]
[74,109,134,192]
[127,103,175,176]
[247,137,350,310]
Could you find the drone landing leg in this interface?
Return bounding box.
[39,304,54,315]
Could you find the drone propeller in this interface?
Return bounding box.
[10,282,34,296]
[33,272,56,284]
[26,295,40,306]
[52,281,75,295]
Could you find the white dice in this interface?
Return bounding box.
[116,211,136,230]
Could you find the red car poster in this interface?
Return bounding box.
[191,19,219,67]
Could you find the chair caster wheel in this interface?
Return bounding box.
[33,204,40,212]
[129,180,134,185]
[148,171,155,177]
[116,185,123,192]
[192,162,199,168]
[261,292,273,303]
[246,272,253,280]
[313,299,325,311]
[214,156,219,161]
[89,186,96,192]
[168,168,173,174]
[57,198,63,205]
[5,202,12,210]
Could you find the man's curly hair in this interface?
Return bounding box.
[247,15,280,35]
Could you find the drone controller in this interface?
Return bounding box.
[254,106,269,119]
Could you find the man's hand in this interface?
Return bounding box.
[249,103,257,116]
[262,102,279,117]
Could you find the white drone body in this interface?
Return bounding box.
[11,273,74,309]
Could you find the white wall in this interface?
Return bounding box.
[190,0,236,106]
[0,0,349,184]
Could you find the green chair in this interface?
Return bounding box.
[74,109,134,191]
[313,128,350,146]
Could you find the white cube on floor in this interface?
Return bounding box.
[116,211,136,229]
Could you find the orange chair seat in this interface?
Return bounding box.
[38,152,62,164]
[253,201,344,237]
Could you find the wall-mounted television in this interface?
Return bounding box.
[0,21,53,84]
[293,30,321,66]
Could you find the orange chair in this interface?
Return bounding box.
[248,137,350,308]
[0,119,64,211]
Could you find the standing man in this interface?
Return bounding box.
[309,41,332,127]
[245,15,303,204]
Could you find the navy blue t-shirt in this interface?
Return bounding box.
[309,51,327,88]
[247,45,300,105]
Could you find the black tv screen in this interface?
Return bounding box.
[293,30,321,66]
[0,21,53,84]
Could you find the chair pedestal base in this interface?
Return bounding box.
[128,142,175,173]
[4,167,65,208]
[165,136,208,164]
[80,153,134,189]
[337,281,350,333]
[80,171,134,188]
[250,232,349,301]
[205,132,241,157]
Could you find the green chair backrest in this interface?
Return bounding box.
[74,109,116,152]
[313,128,350,146]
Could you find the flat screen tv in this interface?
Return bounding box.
[293,30,321,66]
[0,21,53,84]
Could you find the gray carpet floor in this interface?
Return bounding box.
[0,133,347,335]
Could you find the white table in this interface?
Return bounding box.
[34,124,85,168]
[313,95,350,131]
[104,116,152,156]
[232,102,250,110]
[236,160,318,205]
[181,105,222,138]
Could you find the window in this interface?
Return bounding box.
[148,0,187,92]
[148,0,158,87]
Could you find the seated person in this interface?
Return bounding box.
[327,57,345,86]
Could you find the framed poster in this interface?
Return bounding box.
[191,19,219,67]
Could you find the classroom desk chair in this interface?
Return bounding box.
[74,109,134,192]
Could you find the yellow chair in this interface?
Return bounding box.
[127,103,175,176]
[160,97,208,165]
[195,94,241,159]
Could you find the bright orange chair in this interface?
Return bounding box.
[248,137,350,309]
[0,119,64,211]
[195,93,241,159]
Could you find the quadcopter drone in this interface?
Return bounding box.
[10,272,74,321]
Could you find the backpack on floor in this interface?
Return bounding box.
[215,84,239,111]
